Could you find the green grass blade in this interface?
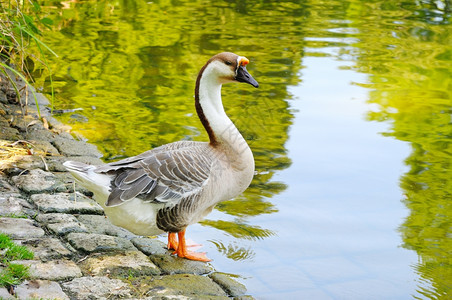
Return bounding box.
[15,23,58,58]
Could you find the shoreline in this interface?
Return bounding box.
[0,72,252,299]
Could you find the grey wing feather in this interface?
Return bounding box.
[95,141,214,207]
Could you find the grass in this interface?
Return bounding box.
[0,263,30,286]
[2,213,28,219]
[0,232,34,287]
[0,139,56,171]
[0,0,57,117]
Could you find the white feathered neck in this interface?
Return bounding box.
[195,60,245,148]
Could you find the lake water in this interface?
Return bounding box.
[31,0,452,298]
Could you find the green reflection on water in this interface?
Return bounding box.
[348,1,452,298]
[32,0,302,244]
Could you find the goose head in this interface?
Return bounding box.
[195,52,259,146]
[200,52,259,88]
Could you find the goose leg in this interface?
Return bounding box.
[167,232,178,250]
[167,232,201,251]
[175,229,211,262]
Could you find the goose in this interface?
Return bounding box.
[63,52,259,262]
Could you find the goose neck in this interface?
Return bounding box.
[195,71,244,148]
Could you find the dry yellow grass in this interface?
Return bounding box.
[0,140,51,170]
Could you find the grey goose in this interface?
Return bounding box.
[64,52,259,261]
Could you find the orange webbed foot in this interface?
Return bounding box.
[172,229,211,262]
[178,250,211,262]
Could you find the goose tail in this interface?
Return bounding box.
[63,161,93,173]
[63,161,112,193]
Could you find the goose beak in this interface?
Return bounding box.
[236,65,259,88]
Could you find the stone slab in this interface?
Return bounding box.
[12,259,82,281]
[11,168,67,194]
[29,140,60,155]
[0,174,19,193]
[209,272,247,297]
[80,251,161,277]
[24,129,58,143]
[14,237,72,261]
[0,126,20,140]
[0,217,45,239]
[53,138,102,158]
[140,274,227,297]
[66,232,137,253]
[30,193,103,214]
[9,112,39,133]
[15,280,69,300]
[77,214,136,238]
[62,276,132,300]
[0,287,15,299]
[150,254,214,275]
[234,296,256,300]
[0,195,30,217]
[47,220,88,236]
[35,212,79,224]
[36,212,89,236]
[9,155,46,172]
[131,237,169,255]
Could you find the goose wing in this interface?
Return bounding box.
[96,142,214,207]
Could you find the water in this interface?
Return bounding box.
[29,0,452,298]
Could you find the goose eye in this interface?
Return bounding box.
[224,61,232,66]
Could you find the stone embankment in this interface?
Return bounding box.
[0,75,252,299]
